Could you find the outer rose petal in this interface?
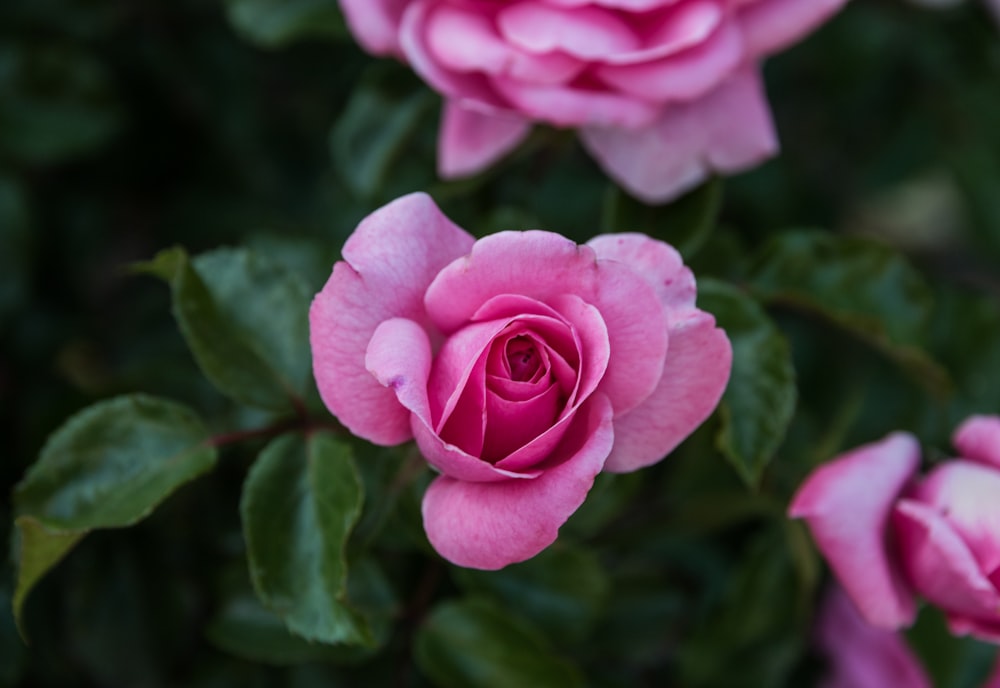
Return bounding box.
[737,0,850,58]
[788,432,921,629]
[595,21,744,103]
[496,4,641,59]
[421,393,614,569]
[339,0,409,57]
[310,193,475,445]
[438,102,532,178]
[945,614,1000,645]
[586,233,697,320]
[953,415,1000,469]
[580,68,778,204]
[490,76,661,129]
[602,310,731,471]
[816,584,932,688]
[892,499,1000,621]
[424,230,668,415]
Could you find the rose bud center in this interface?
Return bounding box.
[506,336,542,382]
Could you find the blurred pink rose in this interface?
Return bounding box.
[309,192,731,569]
[816,584,931,688]
[790,415,1000,643]
[338,0,849,203]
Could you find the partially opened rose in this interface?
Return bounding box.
[338,0,849,203]
[310,192,731,569]
[790,415,1000,643]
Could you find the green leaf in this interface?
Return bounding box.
[136,246,311,411]
[12,394,217,634]
[748,231,949,395]
[698,280,797,488]
[453,545,609,645]
[224,0,347,48]
[241,432,368,645]
[329,64,435,199]
[601,177,722,258]
[415,598,583,688]
[676,527,807,688]
[10,517,84,638]
[206,559,392,666]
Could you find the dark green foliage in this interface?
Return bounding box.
[3,0,999,686]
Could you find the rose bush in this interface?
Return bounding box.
[309,192,731,569]
[790,415,1000,643]
[338,0,850,203]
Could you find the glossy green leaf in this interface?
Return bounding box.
[602,177,722,258]
[329,65,435,199]
[241,432,368,645]
[453,545,609,645]
[10,517,83,637]
[12,394,216,633]
[208,556,395,666]
[698,280,797,488]
[224,0,347,48]
[415,598,583,688]
[749,231,949,394]
[136,246,310,411]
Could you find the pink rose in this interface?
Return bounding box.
[337,0,849,203]
[816,584,931,688]
[309,192,731,569]
[790,415,1000,643]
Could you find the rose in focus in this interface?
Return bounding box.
[338,0,849,203]
[791,415,1000,643]
[310,192,731,569]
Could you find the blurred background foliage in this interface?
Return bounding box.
[1,0,999,686]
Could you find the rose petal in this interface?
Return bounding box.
[339,0,408,56]
[788,432,921,629]
[953,415,1000,469]
[586,233,697,321]
[911,461,1000,576]
[601,310,731,471]
[367,317,536,482]
[483,382,563,461]
[426,6,585,84]
[595,21,744,102]
[601,0,725,66]
[892,499,1000,620]
[438,102,533,179]
[945,614,1000,645]
[546,293,611,407]
[310,193,474,445]
[580,67,777,203]
[400,1,508,110]
[424,230,667,415]
[737,0,850,58]
[544,0,671,10]
[816,584,932,688]
[497,3,641,59]
[421,393,614,569]
[490,75,661,128]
